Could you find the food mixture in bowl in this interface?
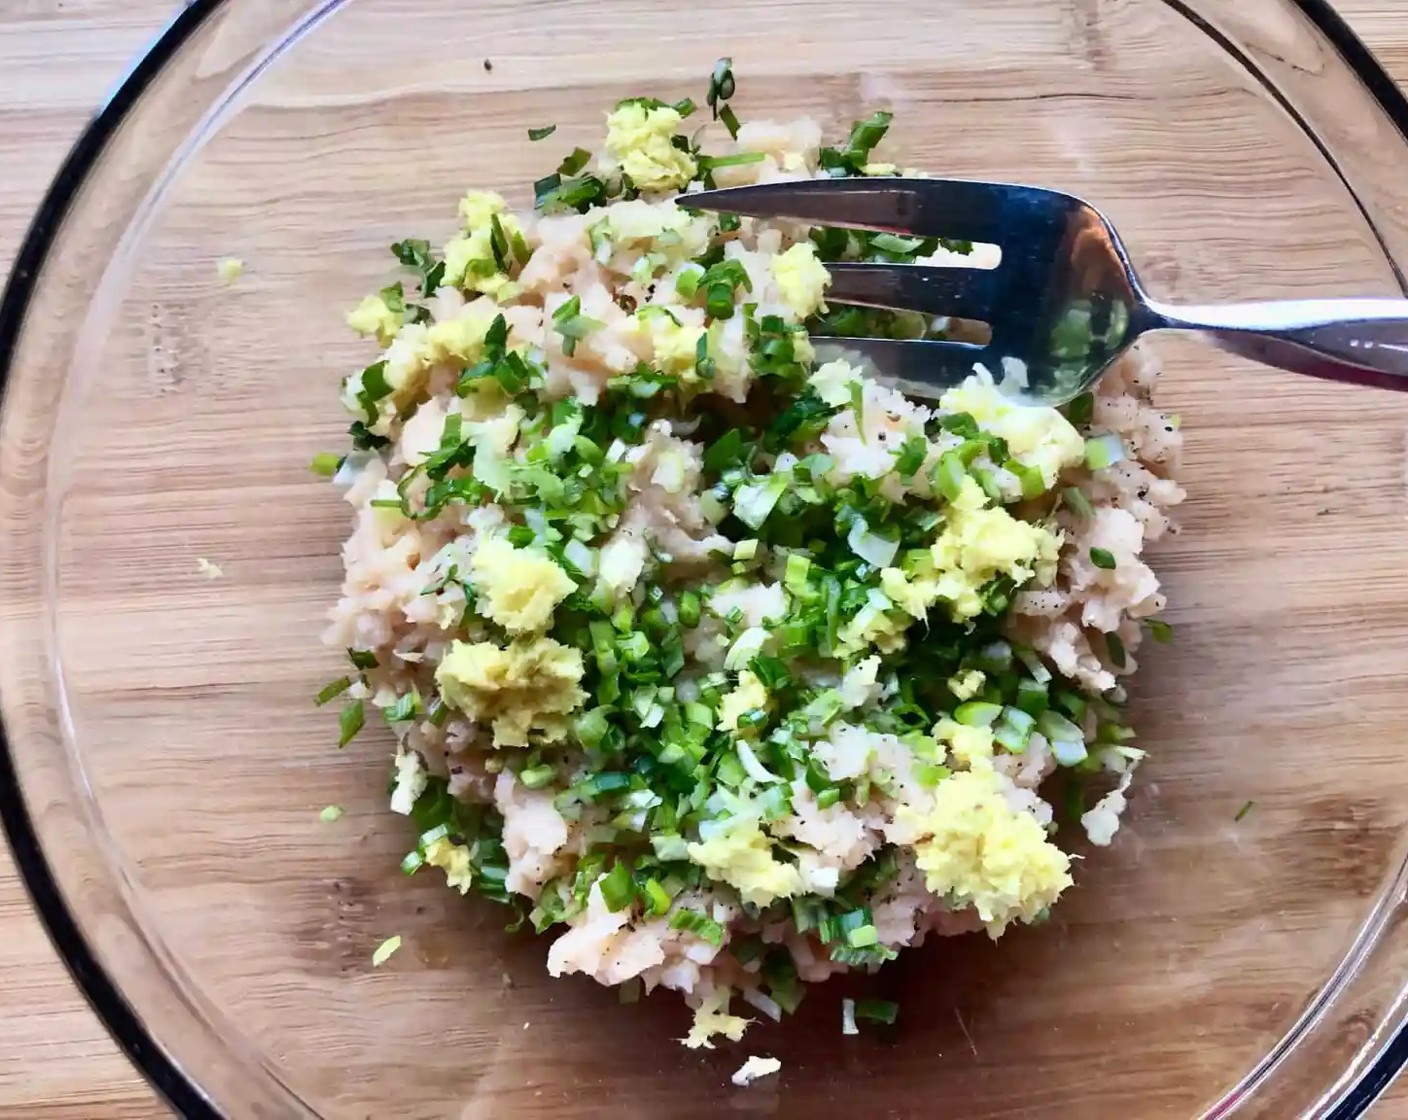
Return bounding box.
[315,62,1184,1047]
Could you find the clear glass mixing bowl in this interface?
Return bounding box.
[5,0,1408,1116]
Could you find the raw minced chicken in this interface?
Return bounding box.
[317,60,1184,1048]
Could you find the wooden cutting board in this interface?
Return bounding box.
[2,2,1408,1117]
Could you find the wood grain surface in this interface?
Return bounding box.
[4,2,1408,1118]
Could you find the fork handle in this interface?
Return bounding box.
[1145,298,1408,392]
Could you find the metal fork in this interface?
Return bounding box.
[687,177,1408,405]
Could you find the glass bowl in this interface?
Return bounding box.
[5,0,1408,1116]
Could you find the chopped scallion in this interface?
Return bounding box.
[1107,632,1128,669]
[338,699,365,747]
[1089,547,1117,570]
[315,676,352,707]
[310,452,342,477]
[934,451,966,502]
[669,907,725,946]
[846,924,879,948]
[869,232,926,255]
[853,999,899,1025]
[519,764,556,790]
[598,860,636,912]
[1015,678,1049,718]
[651,832,690,861]
[642,878,672,916]
[733,474,788,530]
[894,435,929,481]
[954,701,1002,728]
[699,152,767,171]
[846,516,899,568]
[706,57,739,138]
[915,763,951,787]
[1084,434,1125,471]
[384,686,423,724]
[784,553,811,594]
[371,935,402,967]
[558,147,592,176]
[1147,619,1174,643]
[618,977,642,1004]
[1006,458,1047,500]
[995,707,1036,753]
[551,295,604,356]
[1062,486,1094,518]
[815,786,843,810]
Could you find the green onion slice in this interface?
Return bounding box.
[338,700,365,747]
[316,676,352,707]
[310,452,342,477]
[1090,547,1117,570]
[853,999,899,1025]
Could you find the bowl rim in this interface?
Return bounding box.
[3,1,1408,1116]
